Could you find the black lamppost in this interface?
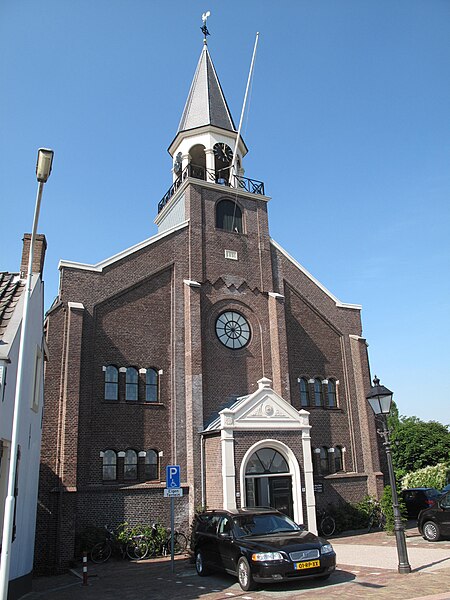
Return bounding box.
[366,376,411,574]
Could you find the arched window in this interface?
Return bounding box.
[299,378,310,407]
[216,200,242,233]
[245,448,289,475]
[104,366,118,401]
[327,379,337,408]
[126,367,139,401]
[312,448,320,474]
[145,368,158,402]
[102,450,117,481]
[145,449,159,481]
[334,446,344,472]
[314,378,323,407]
[124,449,138,480]
[319,447,329,475]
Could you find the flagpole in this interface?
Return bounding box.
[230,32,259,186]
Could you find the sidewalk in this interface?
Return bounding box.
[26,527,450,600]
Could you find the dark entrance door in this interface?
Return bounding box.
[269,476,293,519]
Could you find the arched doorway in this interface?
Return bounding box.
[244,447,294,519]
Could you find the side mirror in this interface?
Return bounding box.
[219,531,232,539]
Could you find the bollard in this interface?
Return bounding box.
[82,551,88,586]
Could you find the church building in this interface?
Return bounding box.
[36,31,383,571]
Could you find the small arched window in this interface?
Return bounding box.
[314,378,323,407]
[216,200,242,233]
[145,368,158,402]
[124,449,138,480]
[104,366,118,401]
[102,450,117,481]
[145,449,159,481]
[334,446,344,472]
[126,367,139,401]
[320,447,329,475]
[299,378,310,407]
[327,379,337,408]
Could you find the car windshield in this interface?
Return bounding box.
[233,514,302,538]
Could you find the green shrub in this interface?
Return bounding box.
[401,462,450,491]
[380,485,407,533]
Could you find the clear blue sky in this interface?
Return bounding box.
[1,1,449,425]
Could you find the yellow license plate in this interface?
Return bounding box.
[294,560,320,570]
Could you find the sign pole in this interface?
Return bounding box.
[170,495,175,573]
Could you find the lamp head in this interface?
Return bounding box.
[366,376,393,415]
[36,148,54,183]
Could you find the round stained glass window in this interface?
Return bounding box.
[215,311,251,349]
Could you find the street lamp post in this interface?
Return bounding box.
[0,149,54,600]
[366,376,411,574]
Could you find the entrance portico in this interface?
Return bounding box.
[203,377,317,533]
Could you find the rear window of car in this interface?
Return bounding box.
[424,489,440,499]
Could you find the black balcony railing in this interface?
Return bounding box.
[158,164,265,213]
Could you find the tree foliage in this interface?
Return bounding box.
[387,406,450,478]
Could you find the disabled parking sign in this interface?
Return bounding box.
[166,465,180,488]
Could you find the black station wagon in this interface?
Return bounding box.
[418,490,450,541]
[191,508,336,591]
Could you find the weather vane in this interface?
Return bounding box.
[201,11,211,43]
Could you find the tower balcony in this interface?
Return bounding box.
[158,164,265,213]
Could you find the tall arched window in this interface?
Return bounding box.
[216,200,242,233]
[124,449,138,480]
[334,446,344,472]
[145,449,159,480]
[102,450,117,481]
[104,366,118,401]
[145,368,158,402]
[327,379,337,408]
[319,447,329,475]
[126,367,139,401]
[314,378,323,407]
[299,378,310,407]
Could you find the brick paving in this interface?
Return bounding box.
[26,528,450,600]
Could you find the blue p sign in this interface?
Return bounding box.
[166,465,180,488]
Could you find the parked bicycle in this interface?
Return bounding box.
[90,524,148,563]
[367,501,386,532]
[145,522,188,557]
[317,508,336,537]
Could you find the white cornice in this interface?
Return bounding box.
[270,239,362,310]
[58,221,189,273]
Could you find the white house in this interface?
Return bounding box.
[0,234,46,600]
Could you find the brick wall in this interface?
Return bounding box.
[204,434,222,509]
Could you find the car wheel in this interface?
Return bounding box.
[422,521,441,542]
[195,550,210,576]
[237,557,256,591]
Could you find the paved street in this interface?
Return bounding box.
[26,527,450,600]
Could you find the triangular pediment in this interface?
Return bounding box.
[213,378,310,432]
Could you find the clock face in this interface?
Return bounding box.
[213,142,233,163]
[216,311,250,349]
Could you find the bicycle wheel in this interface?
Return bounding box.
[91,541,112,563]
[173,532,188,554]
[126,538,149,560]
[320,516,335,537]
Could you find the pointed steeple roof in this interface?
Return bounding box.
[177,45,236,134]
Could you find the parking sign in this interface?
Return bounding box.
[166,465,180,488]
